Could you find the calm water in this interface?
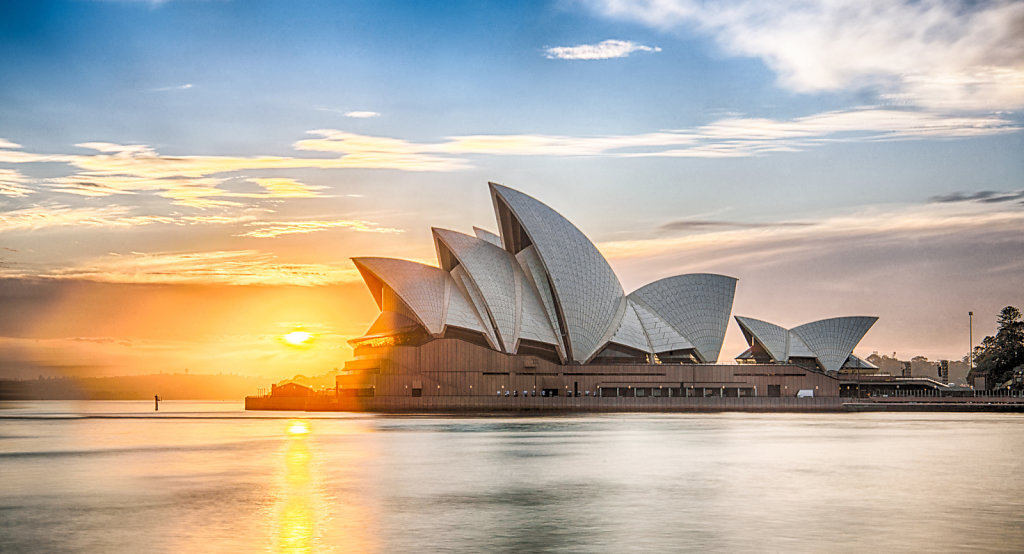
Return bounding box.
[1,402,1023,553]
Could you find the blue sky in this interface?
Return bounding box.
[1,0,1022,376]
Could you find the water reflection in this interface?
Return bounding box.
[3,406,1024,553]
[278,419,314,554]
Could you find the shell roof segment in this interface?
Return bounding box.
[609,301,653,353]
[515,246,567,356]
[735,315,877,371]
[450,264,500,348]
[632,301,695,353]
[472,226,502,247]
[630,274,737,362]
[432,227,559,352]
[352,257,485,337]
[791,316,878,372]
[490,182,625,363]
[734,316,789,362]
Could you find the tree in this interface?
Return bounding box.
[970,306,1024,388]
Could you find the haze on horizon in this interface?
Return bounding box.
[1,0,1022,380]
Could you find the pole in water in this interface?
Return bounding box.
[155,394,160,411]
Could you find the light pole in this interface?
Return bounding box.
[969,311,974,371]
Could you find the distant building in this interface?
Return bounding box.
[271,382,314,397]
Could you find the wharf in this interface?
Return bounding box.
[245,394,1024,413]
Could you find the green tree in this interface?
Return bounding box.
[971,306,1024,388]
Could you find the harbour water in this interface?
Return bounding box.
[2,401,1023,553]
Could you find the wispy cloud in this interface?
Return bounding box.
[298,108,1018,162]
[930,189,1024,205]
[600,201,1024,264]
[544,39,661,60]
[344,111,380,118]
[246,177,327,198]
[0,106,1017,211]
[293,130,470,171]
[149,83,194,92]
[581,0,1024,111]
[658,219,812,233]
[12,250,362,286]
[236,219,403,238]
[0,169,34,197]
[0,204,171,233]
[0,204,256,233]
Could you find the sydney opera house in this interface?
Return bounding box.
[251,183,880,412]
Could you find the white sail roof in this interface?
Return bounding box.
[608,301,653,353]
[630,274,737,363]
[791,316,878,372]
[450,265,500,349]
[735,316,789,362]
[472,226,502,247]
[490,182,625,363]
[433,228,558,352]
[735,315,877,372]
[632,301,694,353]
[352,257,486,337]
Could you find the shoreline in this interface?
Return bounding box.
[244,395,1024,413]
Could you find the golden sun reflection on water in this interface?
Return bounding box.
[274,418,375,553]
[278,420,314,554]
[287,420,311,436]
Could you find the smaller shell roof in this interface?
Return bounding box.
[735,315,878,372]
[352,257,486,337]
[734,316,789,362]
[630,274,737,362]
[791,316,878,372]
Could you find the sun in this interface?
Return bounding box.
[283,330,313,346]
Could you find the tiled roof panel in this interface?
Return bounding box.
[630,274,737,362]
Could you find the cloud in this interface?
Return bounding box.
[0,169,34,197]
[581,0,1024,111]
[247,177,327,198]
[544,39,661,60]
[296,108,1017,163]
[14,250,362,286]
[599,200,1024,264]
[930,189,1024,204]
[293,130,470,171]
[0,204,166,233]
[658,219,812,233]
[149,83,193,92]
[0,139,71,164]
[0,105,1016,211]
[45,172,331,209]
[0,204,256,233]
[344,111,380,118]
[236,219,404,238]
[45,173,240,208]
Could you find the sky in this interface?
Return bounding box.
[1,0,1022,379]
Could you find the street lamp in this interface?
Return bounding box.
[969,311,974,371]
